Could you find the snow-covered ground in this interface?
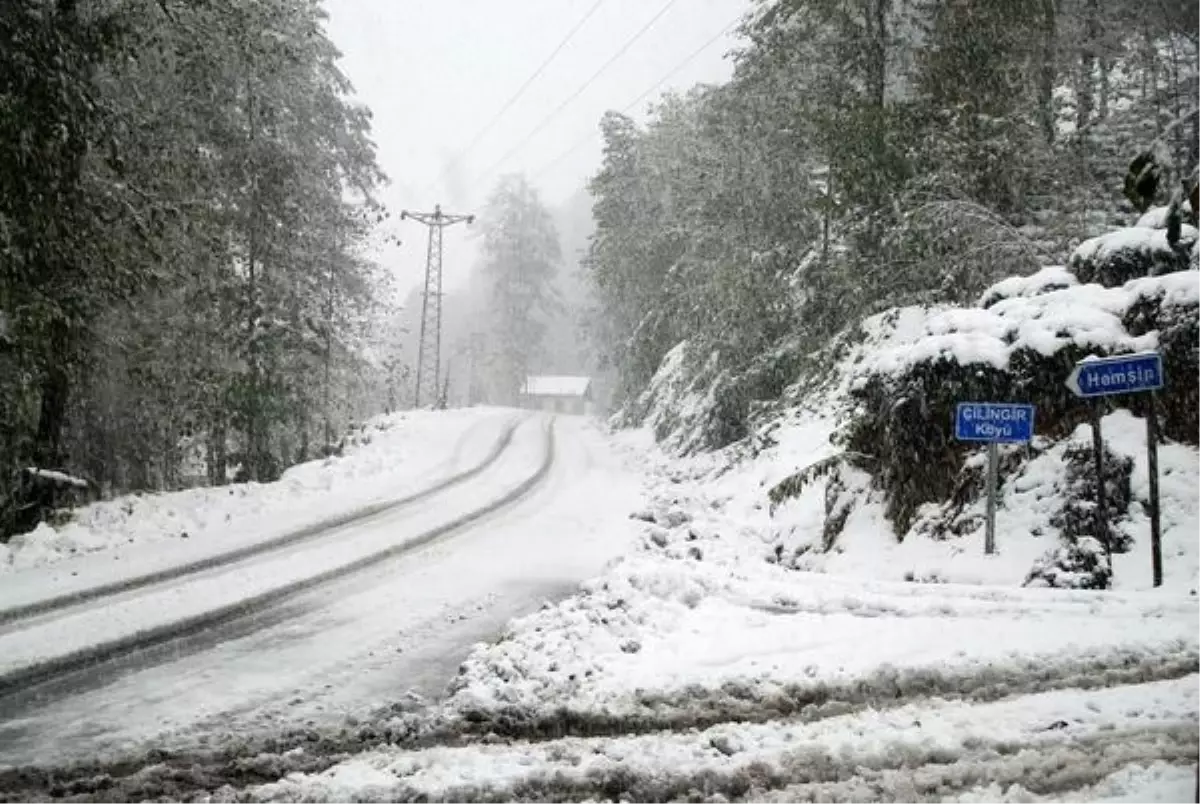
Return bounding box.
[0,407,514,574]
[243,271,1198,802]
[252,678,1197,802]
[226,406,1196,801]
[436,430,1196,729]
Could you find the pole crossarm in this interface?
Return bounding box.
[399,204,474,409]
[400,209,475,227]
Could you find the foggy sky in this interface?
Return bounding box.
[323,0,749,295]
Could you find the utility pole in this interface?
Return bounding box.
[399,204,474,408]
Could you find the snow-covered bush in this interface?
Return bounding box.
[1017,438,1135,590]
[1067,225,1197,287]
[767,452,875,557]
[1025,537,1112,590]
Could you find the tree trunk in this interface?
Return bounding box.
[299,405,311,462]
[1167,35,1184,165]
[1099,58,1111,119]
[1038,0,1057,144]
[207,415,227,486]
[1144,27,1161,119]
[33,317,72,471]
[323,245,335,454]
[161,429,179,490]
[864,0,888,111]
[243,71,272,483]
[31,5,89,478]
[1076,0,1099,131]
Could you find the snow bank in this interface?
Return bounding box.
[0,408,512,574]
[415,414,1196,739]
[441,528,1196,731]
[948,761,1199,803]
[249,677,1198,802]
[856,270,1197,380]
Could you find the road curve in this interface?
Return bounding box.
[0,414,524,630]
[0,416,554,704]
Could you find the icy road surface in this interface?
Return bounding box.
[0,412,643,768]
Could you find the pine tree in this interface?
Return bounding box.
[477,174,561,405]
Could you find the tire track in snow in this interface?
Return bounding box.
[1,674,1194,802]
[0,417,555,705]
[268,725,1199,804]
[0,643,1193,802]
[0,414,524,631]
[431,643,1198,744]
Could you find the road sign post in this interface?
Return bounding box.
[1147,391,1163,586]
[984,442,998,555]
[1065,351,1165,587]
[1089,401,1110,564]
[955,402,1036,556]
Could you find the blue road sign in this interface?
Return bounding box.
[1065,351,1164,398]
[955,402,1036,443]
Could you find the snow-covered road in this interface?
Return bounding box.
[0,412,644,769]
[0,411,1194,803]
[0,409,518,617]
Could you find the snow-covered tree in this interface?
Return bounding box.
[477,174,561,405]
[583,0,1196,450]
[1,0,387,537]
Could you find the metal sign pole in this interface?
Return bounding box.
[1147,391,1163,587]
[985,441,998,555]
[1090,401,1111,570]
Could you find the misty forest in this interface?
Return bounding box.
[1,0,1196,541]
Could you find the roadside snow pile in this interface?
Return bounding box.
[440,500,1197,737]
[248,675,1198,802]
[0,408,512,573]
[947,761,1198,804]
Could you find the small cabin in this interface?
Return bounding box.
[519,375,592,415]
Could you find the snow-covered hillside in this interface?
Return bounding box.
[627,229,1198,593]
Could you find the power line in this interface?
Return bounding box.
[472,0,682,191]
[531,14,741,182]
[420,0,608,200]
